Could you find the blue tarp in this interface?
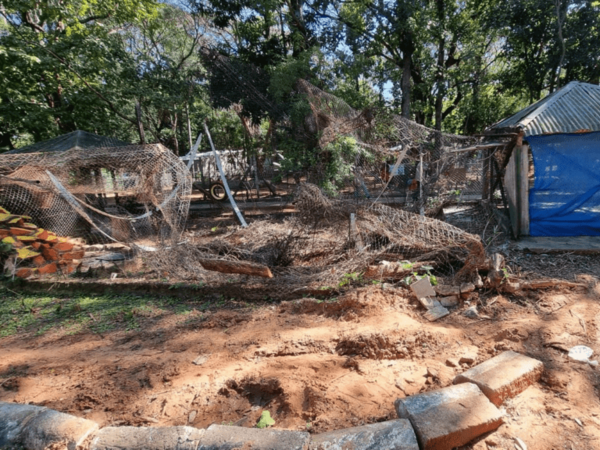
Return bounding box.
[528,132,600,236]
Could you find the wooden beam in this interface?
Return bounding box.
[199,259,273,278]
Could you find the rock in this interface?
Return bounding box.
[460,286,476,299]
[485,436,499,447]
[188,410,197,424]
[459,347,479,365]
[445,358,459,368]
[197,424,310,450]
[440,296,459,307]
[91,426,203,450]
[22,409,98,450]
[474,273,484,289]
[395,383,504,450]
[502,281,521,294]
[98,252,126,261]
[192,355,209,366]
[0,402,46,448]
[460,283,476,294]
[395,379,406,392]
[434,285,461,297]
[309,419,419,450]
[463,306,479,319]
[453,351,544,406]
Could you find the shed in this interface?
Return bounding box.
[487,81,600,237]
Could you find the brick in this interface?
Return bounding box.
[309,419,419,450]
[10,227,33,236]
[0,401,46,448]
[0,229,10,237]
[21,409,98,450]
[42,248,59,261]
[395,383,504,450]
[32,255,46,267]
[53,242,74,252]
[62,250,85,260]
[453,351,544,406]
[31,241,41,250]
[198,424,310,450]
[38,263,58,274]
[16,268,33,279]
[90,426,204,450]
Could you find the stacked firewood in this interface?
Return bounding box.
[0,207,85,278]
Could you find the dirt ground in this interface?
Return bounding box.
[2,281,600,450]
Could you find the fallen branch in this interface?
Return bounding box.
[363,261,436,280]
[199,259,273,278]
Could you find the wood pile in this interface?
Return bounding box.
[0,207,85,278]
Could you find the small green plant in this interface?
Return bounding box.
[256,410,275,429]
[211,226,219,233]
[338,272,362,287]
[401,263,437,286]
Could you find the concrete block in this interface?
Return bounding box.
[453,350,544,406]
[91,426,204,450]
[198,424,310,450]
[0,402,46,448]
[395,383,504,450]
[410,278,436,299]
[440,296,459,307]
[22,409,98,450]
[434,285,460,297]
[423,304,449,321]
[309,419,419,450]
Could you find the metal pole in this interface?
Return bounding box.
[419,148,424,216]
[203,122,248,228]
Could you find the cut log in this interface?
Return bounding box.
[199,259,273,278]
[521,280,586,290]
[364,261,436,280]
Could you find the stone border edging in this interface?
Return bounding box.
[0,351,543,450]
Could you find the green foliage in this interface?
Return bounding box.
[256,410,275,429]
[320,136,363,196]
[338,272,363,288]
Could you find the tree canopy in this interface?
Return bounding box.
[0,0,599,152]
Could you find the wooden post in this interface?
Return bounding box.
[519,144,530,235]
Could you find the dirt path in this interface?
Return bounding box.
[2,285,600,449]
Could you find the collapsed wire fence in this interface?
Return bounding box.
[0,58,514,295]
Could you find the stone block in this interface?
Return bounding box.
[22,409,98,450]
[395,383,503,450]
[309,419,419,450]
[423,304,449,322]
[198,424,310,450]
[0,402,46,448]
[440,296,459,307]
[91,426,204,450]
[453,351,544,406]
[410,278,436,299]
[434,285,461,297]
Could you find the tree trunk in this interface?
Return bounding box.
[401,49,412,118]
[135,101,146,144]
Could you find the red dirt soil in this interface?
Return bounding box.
[2,285,600,449]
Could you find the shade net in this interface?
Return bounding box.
[528,132,600,236]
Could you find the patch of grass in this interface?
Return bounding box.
[0,284,206,339]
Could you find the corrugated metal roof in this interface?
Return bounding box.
[489,81,600,136]
[6,130,129,154]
